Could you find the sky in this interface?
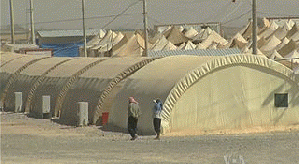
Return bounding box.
[1,0,299,30]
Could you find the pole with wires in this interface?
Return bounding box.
[252,0,257,55]
[143,0,148,57]
[82,0,87,57]
[29,0,35,44]
[9,0,15,44]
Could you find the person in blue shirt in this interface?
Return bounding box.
[153,98,163,140]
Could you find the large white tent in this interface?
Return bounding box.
[1,39,299,135]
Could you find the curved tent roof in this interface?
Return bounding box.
[1,53,298,135]
[161,55,298,133]
[106,55,217,133]
[3,57,71,111]
[100,54,298,134]
[0,52,25,67]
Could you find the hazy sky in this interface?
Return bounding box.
[1,0,299,30]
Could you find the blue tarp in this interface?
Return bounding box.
[41,43,83,57]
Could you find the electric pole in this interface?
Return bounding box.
[82,0,87,57]
[143,0,148,57]
[9,0,15,44]
[252,0,257,55]
[29,0,35,44]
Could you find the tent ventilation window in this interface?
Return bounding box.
[274,93,288,108]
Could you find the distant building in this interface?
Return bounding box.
[36,29,105,57]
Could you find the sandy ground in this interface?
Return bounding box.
[1,112,299,164]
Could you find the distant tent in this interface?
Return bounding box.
[184,27,199,39]
[278,40,299,57]
[226,32,248,48]
[201,31,228,48]
[183,41,197,50]
[112,33,145,57]
[269,27,289,40]
[269,50,283,60]
[192,28,213,44]
[284,49,299,63]
[162,41,177,51]
[260,35,281,53]
[164,26,189,45]
[195,43,205,49]
[150,35,170,51]
[286,24,298,39]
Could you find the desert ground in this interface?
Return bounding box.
[1,112,299,164]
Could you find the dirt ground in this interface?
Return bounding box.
[1,112,299,164]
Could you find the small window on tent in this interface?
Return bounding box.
[274,93,288,108]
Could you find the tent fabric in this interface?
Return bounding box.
[164,26,189,45]
[161,54,298,133]
[201,31,228,48]
[112,33,145,57]
[285,24,298,39]
[106,55,217,134]
[278,40,299,57]
[27,57,103,118]
[3,57,71,111]
[184,27,199,39]
[93,58,155,123]
[1,52,298,135]
[260,35,281,53]
[0,54,50,109]
[24,58,72,112]
[0,52,25,67]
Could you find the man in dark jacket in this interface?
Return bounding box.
[128,97,141,140]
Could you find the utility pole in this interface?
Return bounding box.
[143,0,148,57]
[9,0,15,44]
[82,0,87,57]
[252,0,257,55]
[29,0,35,44]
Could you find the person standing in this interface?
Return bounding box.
[128,97,141,140]
[153,98,163,140]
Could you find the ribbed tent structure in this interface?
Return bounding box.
[1,52,298,135]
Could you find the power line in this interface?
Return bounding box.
[28,13,137,25]
[222,9,252,25]
[101,0,142,29]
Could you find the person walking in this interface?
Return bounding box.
[153,98,163,140]
[128,97,141,140]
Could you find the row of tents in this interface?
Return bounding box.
[1,51,299,134]
[79,18,299,66]
[231,18,299,63]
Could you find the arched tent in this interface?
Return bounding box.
[161,55,299,134]
[1,53,298,135]
[104,55,298,134]
[27,57,105,118]
[2,56,71,112]
[57,57,154,125]
[0,52,25,67]
[0,53,50,109]
[106,55,218,134]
